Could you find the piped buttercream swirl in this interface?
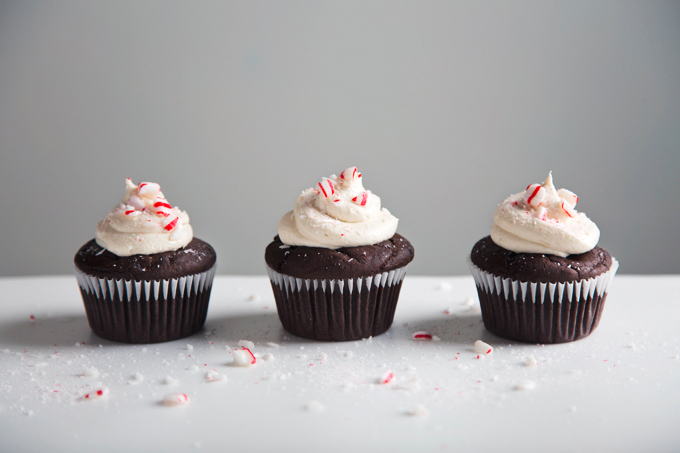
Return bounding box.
[490,172,599,257]
[278,167,398,248]
[95,179,193,256]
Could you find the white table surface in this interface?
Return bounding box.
[0,274,678,453]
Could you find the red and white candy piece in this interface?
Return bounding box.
[473,340,493,355]
[557,188,578,207]
[232,347,256,366]
[524,184,546,207]
[317,178,335,198]
[379,370,396,385]
[162,215,179,231]
[163,393,190,405]
[561,200,577,218]
[339,166,361,181]
[412,331,440,341]
[137,182,161,198]
[82,387,109,400]
[352,191,368,206]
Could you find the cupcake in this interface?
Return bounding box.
[468,172,618,344]
[265,167,414,341]
[74,179,216,343]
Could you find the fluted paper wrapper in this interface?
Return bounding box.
[75,265,216,344]
[267,266,408,342]
[467,256,619,344]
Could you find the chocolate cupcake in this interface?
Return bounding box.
[265,167,414,341]
[74,179,216,343]
[468,173,618,344]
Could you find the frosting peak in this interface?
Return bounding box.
[278,167,398,248]
[490,172,599,257]
[95,179,193,256]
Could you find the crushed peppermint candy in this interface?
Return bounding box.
[237,340,255,349]
[82,387,109,400]
[412,331,440,341]
[206,369,227,382]
[233,348,256,366]
[525,355,538,367]
[266,342,280,348]
[305,401,326,413]
[379,371,396,385]
[163,393,189,405]
[515,381,537,391]
[525,183,546,207]
[410,404,428,417]
[82,366,99,378]
[163,375,179,385]
[473,340,493,355]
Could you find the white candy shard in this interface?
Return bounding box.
[237,340,255,349]
[557,188,578,207]
[206,369,227,382]
[130,372,144,383]
[473,340,493,355]
[306,401,325,412]
[82,366,99,378]
[515,381,537,391]
[163,375,179,385]
[525,355,538,367]
[266,342,280,348]
[262,353,274,361]
[163,393,189,405]
[410,404,428,416]
[186,344,194,351]
[233,348,257,366]
[186,365,200,372]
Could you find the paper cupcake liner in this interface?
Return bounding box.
[467,256,619,344]
[75,265,216,344]
[266,266,408,342]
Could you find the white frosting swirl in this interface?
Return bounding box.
[278,167,398,248]
[95,179,193,256]
[490,172,600,257]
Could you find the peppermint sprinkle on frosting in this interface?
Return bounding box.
[95,179,193,256]
[490,172,600,257]
[278,167,398,248]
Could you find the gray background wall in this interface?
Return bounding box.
[1,1,679,277]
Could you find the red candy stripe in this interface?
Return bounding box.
[163,217,179,231]
[318,179,335,198]
[352,191,368,206]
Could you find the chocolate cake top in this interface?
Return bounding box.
[471,236,611,283]
[75,238,216,280]
[265,233,414,280]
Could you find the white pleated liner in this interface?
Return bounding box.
[266,266,408,295]
[466,256,619,304]
[74,265,216,302]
